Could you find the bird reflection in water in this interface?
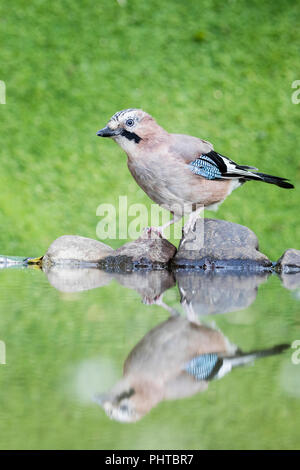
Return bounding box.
[94,314,287,423]
[41,264,290,423]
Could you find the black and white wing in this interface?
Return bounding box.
[189,150,259,180]
[189,150,293,188]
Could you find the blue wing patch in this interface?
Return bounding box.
[185,353,219,381]
[189,155,223,180]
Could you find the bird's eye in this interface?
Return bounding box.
[126,118,134,127]
[120,404,128,412]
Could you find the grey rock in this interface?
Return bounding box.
[277,249,300,289]
[276,249,300,273]
[101,231,176,270]
[42,235,114,267]
[177,271,269,316]
[43,232,176,271]
[173,218,271,270]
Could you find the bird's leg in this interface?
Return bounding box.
[156,213,182,238]
[143,293,180,316]
[181,298,201,324]
[183,206,204,238]
[143,213,181,239]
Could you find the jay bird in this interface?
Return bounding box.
[97,109,294,236]
[94,315,288,422]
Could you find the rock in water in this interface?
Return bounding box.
[173,218,271,270]
[42,235,114,267]
[43,232,176,271]
[276,249,300,289]
[101,230,176,271]
[276,249,300,273]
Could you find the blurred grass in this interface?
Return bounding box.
[0,0,299,260]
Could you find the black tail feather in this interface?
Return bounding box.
[246,172,294,189]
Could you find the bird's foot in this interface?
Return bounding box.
[142,294,163,305]
[183,219,197,238]
[143,226,163,239]
[181,219,198,247]
[142,294,180,316]
[182,209,203,240]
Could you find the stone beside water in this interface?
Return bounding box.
[276,248,300,289]
[276,249,300,273]
[102,230,177,270]
[42,231,176,271]
[41,220,299,273]
[42,235,114,267]
[172,218,272,270]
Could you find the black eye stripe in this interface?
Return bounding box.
[116,388,135,402]
[121,129,142,143]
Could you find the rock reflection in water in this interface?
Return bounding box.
[43,265,175,305]
[44,266,113,292]
[280,272,300,291]
[177,271,269,317]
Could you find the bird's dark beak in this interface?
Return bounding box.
[93,393,110,407]
[96,126,120,138]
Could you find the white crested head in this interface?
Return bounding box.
[108,108,146,129]
[103,399,140,423]
[96,108,165,153]
[95,385,141,423]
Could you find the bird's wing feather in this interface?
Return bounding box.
[184,353,221,381]
[189,154,224,179]
[189,150,262,181]
[169,133,214,162]
[169,135,263,182]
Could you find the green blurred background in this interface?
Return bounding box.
[0,0,299,258]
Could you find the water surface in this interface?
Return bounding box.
[0,262,299,449]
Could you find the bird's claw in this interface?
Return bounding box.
[143,226,163,239]
[142,294,162,305]
[183,220,196,238]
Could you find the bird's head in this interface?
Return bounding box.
[94,376,163,422]
[94,386,142,423]
[96,108,164,153]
